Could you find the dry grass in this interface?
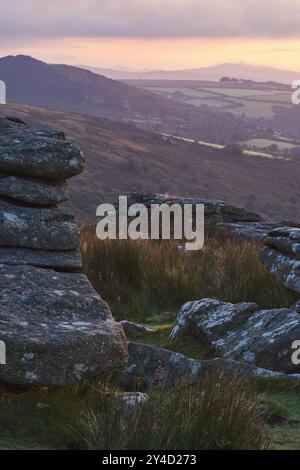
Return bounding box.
[81,226,296,321]
[74,373,269,450]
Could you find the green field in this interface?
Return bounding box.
[144,84,293,119]
[250,93,292,104]
[147,86,221,98]
[184,97,230,108]
[241,138,298,150]
[204,87,283,98]
[229,100,283,118]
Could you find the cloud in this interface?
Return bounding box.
[1,0,300,39]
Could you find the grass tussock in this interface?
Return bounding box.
[74,373,268,450]
[0,374,268,450]
[81,226,296,321]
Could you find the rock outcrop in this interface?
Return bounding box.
[170,299,300,374]
[260,227,300,294]
[120,342,300,390]
[0,118,128,386]
[216,221,299,241]
[0,118,84,180]
[123,193,263,226]
[122,193,300,242]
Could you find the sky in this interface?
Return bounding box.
[1,0,300,71]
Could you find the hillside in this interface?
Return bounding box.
[0,55,261,144]
[0,102,299,221]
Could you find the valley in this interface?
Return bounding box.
[0,102,299,222]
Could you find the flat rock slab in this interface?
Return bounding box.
[0,264,128,386]
[120,342,300,390]
[0,201,80,250]
[0,247,82,271]
[0,317,128,387]
[0,175,71,205]
[170,299,300,373]
[0,264,111,320]
[0,118,85,180]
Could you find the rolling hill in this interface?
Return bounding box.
[0,55,262,144]
[82,63,300,84]
[0,102,299,222]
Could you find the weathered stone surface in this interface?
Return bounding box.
[293,300,300,312]
[0,317,128,387]
[0,201,79,251]
[170,299,300,373]
[261,248,300,294]
[0,119,130,388]
[0,264,110,320]
[0,247,82,271]
[120,342,300,390]
[0,118,84,180]
[120,320,154,336]
[268,226,300,240]
[265,227,300,257]
[260,227,300,294]
[170,299,260,342]
[260,249,300,294]
[216,222,284,241]
[212,307,300,373]
[0,264,128,386]
[0,175,71,205]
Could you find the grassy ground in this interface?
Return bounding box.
[126,312,212,360]
[81,227,297,322]
[1,356,300,449]
[0,376,268,450]
[3,315,299,449]
[0,230,299,450]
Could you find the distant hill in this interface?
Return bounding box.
[82,63,300,84]
[0,55,176,118]
[0,55,261,144]
[0,102,299,222]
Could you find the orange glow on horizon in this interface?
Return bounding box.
[1,37,300,71]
